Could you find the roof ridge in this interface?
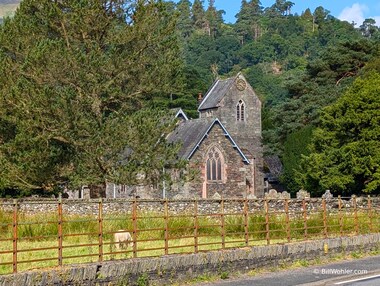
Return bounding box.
[198,78,219,110]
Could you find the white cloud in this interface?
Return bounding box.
[338,3,368,26]
[338,3,380,27]
[373,16,380,26]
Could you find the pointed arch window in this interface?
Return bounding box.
[206,146,224,181]
[236,100,245,121]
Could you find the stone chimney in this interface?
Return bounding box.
[198,92,203,104]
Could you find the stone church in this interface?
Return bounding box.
[168,73,264,198]
[65,73,264,199]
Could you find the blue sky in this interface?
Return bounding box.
[196,0,380,26]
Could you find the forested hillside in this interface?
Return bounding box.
[1,0,379,197]
[163,0,380,196]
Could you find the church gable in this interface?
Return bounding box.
[186,120,254,198]
[168,118,250,163]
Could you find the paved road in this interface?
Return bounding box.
[332,274,380,286]
[194,255,380,286]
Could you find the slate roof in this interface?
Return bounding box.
[168,118,214,159]
[167,118,250,163]
[198,77,236,111]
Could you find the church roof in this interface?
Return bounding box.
[167,118,250,163]
[198,77,236,111]
[171,108,189,121]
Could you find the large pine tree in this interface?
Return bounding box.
[0,0,183,194]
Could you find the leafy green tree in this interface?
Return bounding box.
[359,18,379,39]
[0,0,183,194]
[300,72,380,196]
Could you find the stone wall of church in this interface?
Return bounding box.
[212,75,264,196]
[184,124,255,198]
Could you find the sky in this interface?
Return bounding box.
[202,0,380,26]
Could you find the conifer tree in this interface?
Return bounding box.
[192,0,207,31]
[0,0,183,194]
[205,0,224,38]
[176,0,193,38]
[235,0,263,43]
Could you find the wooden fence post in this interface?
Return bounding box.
[338,196,342,236]
[302,198,308,240]
[132,199,138,258]
[58,195,63,267]
[12,199,18,274]
[353,195,359,235]
[244,198,249,246]
[194,199,199,253]
[98,198,103,262]
[265,198,270,245]
[164,199,169,255]
[322,198,328,238]
[368,195,373,233]
[285,198,290,243]
[220,199,225,249]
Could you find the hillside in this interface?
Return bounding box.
[167,0,380,195]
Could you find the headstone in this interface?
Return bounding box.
[265,189,278,199]
[322,190,333,200]
[296,189,310,199]
[280,191,291,199]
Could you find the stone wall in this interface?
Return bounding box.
[1,233,380,286]
[188,124,253,198]
[0,193,378,216]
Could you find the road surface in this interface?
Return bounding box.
[194,255,380,286]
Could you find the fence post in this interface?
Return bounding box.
[12,199,18,274]
[285,198,290,243]
[368,195,373,233]
[194,199,199,253]
[164,199,169,255]
[132,199,138,258]
[338,196,343,236]
[302,198,308,240]
[98,198,103,262]
[220,198,225,249]
[353,195,359,235]
[265,198,270,245]
[58,195,63,267]
[322,198,328,238]
[244,198,249,246]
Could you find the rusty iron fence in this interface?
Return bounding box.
[0,196,379,275]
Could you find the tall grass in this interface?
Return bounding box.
[1,209,377,241]
[1,207,379,275]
